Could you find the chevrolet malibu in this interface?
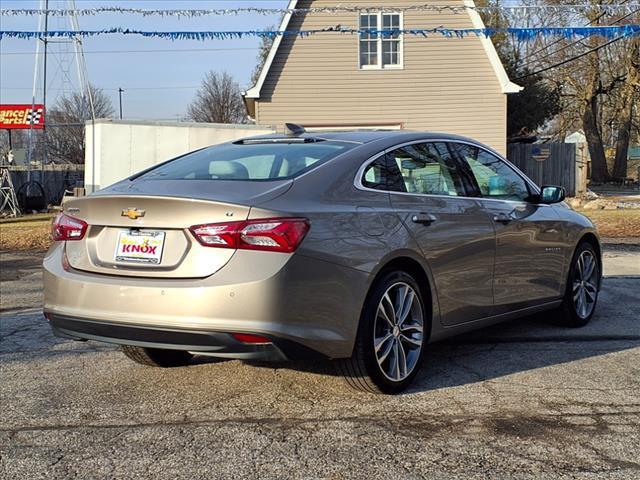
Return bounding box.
[43,130,601,393]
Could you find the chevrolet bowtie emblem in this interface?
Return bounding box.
[121,208,145,220]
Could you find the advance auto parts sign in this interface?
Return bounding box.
[0,104,45,129]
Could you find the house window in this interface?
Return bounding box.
[359,12,403,69]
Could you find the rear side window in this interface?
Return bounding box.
[137,141,354,181]
[362,156,394,190]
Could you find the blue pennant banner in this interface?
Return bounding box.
[1,25,639,41]
[2,5,640,17]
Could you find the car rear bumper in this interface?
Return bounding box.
[43,243,369,359]
[48,314,325,361]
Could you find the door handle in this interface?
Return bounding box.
[492,213,512,224]
[411,213,437,225]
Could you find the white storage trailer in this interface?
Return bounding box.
[84,119,274,193]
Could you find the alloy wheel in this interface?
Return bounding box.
[573,250,598,319]
[373,282,424,382]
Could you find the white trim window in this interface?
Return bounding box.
[359,12,403,70]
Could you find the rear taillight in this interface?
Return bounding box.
[51,212,88,241]
[190,217,309,253]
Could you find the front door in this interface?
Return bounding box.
[386,142,496,326]
[450,143,566,313]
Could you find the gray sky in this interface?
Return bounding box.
[0,0,287,120]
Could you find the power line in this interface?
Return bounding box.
[1,85,202,91]
[0,47,257,56]
[2,4,639,17]
[520,0,628,64]
[520,2,637,67]
[118,86,201,91]
[514,32,631,80]
[2,84,251,92]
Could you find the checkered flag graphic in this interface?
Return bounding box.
[25,108,44,125]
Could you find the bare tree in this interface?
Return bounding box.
[611,38,639,179]
[187,71,246,124]
[251,29,275,86]
[487,0,640,182]
[580,39,612,182]
[47,85,114,164]
[553,33,637,182]
[477,1,559,138]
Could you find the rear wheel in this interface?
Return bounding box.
[121,345,193,368]
[337,271,427,394]
[555,242,600,327]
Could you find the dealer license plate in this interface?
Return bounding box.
[115,230,165,264]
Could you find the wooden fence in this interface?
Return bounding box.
[507,142,587,197]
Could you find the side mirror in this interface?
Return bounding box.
[539,185,565,204]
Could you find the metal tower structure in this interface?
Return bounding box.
[25,0,96,194]
[0,168,21,217]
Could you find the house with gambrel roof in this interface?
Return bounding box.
[243,0,521,154]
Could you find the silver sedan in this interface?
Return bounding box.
[43,130,601,393]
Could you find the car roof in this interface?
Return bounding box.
[238,130,490,148]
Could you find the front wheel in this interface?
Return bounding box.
[337,271,427,394]
[555,242,601,327]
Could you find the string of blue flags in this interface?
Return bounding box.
[1,5,639,17]
[1,25,639,42]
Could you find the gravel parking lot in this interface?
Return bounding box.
[1,247,639,479]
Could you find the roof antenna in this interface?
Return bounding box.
[285,123,306,136]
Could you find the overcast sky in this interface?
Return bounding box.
[0,0,287,120]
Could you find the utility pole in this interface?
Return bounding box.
[42,0,49,179]
[27,0,48,182]
[118,88,124,119]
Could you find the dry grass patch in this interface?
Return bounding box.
[0,215,54,251]
[577,209,640,238]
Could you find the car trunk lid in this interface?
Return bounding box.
[63,194,253,279]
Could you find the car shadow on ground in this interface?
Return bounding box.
[241,302,640,395]
[2,263,638,396]
[1,307,637,397]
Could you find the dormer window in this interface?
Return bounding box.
[359,12,403,70]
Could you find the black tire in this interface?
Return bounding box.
[337,270,427,394]
[554,241,601,327]
[121,345,193,368]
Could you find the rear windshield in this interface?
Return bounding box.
[136,141,354,181]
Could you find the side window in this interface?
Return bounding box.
[389,143,466,196]
[362,156,391,191]
[451,144,531,201]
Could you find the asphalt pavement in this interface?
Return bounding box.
[0,247,639,479]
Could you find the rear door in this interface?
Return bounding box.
[449,142,566,312]
[385,142,496,326]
